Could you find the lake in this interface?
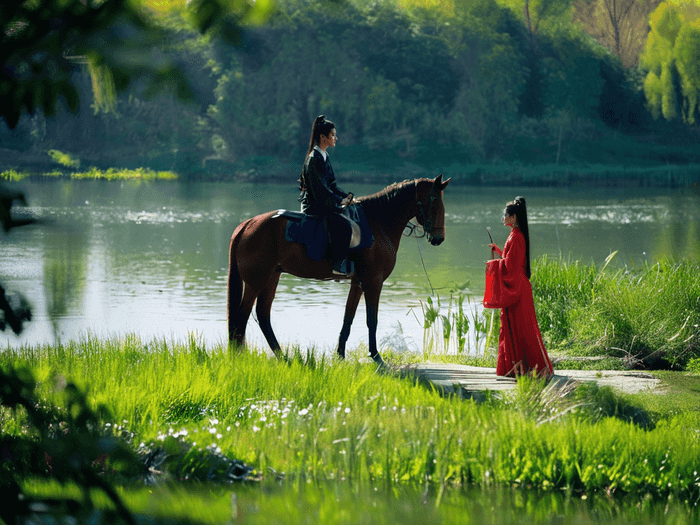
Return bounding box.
[1,178,699,354]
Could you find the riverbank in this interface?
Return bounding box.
[3,337,700,522]
[3,338,700,488]
[2,147,700,188]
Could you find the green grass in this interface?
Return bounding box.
[2,335,700,500]
[409,255,700,371]
[532,254,700,369]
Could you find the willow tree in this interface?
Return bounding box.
[641,1,700,124]
[1,0,274,128]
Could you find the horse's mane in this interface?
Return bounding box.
[355,178,432,220]
[357,178,433,203]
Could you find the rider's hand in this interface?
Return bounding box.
[489,243,502,257]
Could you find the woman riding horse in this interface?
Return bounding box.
[298,115,355,275]
[228,174,450,365]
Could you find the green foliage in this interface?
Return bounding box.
[47,150,80,169]
[533,255,700,369]
[1,0,274,128]
[641,2,700,124]
[70,167,178,180]
[0,169,31,182]
[687,357,700,374]
[2,0,696,175]
[0,364,141,524]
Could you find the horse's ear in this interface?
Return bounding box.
[433,174,451,190]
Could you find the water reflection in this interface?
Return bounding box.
[0,180,698,352]
[221,481,698,525]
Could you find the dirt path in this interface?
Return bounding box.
[402,363,661,399]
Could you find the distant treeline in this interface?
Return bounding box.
[2,0,700,186]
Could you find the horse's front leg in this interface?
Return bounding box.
[337,279,363,359]
[363,279,385,365]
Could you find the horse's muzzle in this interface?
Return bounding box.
[428,232,445,246]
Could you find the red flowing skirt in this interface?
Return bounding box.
[496,278,553,377]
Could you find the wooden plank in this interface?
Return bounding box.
[399,363,660,398]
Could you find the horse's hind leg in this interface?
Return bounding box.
[363,281,385,365]
[229,283,258,349]
[256,271,282,358]
[337,279,363,359]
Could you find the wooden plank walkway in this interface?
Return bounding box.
[401,363,661,400]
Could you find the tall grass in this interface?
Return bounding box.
[532,255,700,369]
[2,334,700,501]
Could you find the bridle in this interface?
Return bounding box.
[408,186,441,239]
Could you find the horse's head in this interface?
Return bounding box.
[416,174,451,246]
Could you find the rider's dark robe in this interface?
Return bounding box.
[484,227,553,377]
[298,147,352,270]
[299,147,349,215]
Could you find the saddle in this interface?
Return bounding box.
[273,204,374,264]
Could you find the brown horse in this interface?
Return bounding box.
[227,175,451,364]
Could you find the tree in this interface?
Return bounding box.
[1,0,273,129]
[641,1,700,124]
[0,0,274,337]
[573,0,661,69]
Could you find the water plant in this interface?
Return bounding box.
[417,294,497,357]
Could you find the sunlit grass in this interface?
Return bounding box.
[71,167,178,180]
[3,334,700,502]
[532,255,700,369]
[0,168,31,181]
[1,167,178,181]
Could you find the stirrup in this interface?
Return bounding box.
[332,259,353,275]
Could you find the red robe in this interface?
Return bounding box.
[484,227,553,377]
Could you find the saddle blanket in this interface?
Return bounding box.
[274,204,374,262]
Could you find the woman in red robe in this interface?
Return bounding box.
[484,197,553,377]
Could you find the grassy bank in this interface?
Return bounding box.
[532,255,700,369]
[2,336,700,502]
[3,150,700,187]
[0,167,178,182]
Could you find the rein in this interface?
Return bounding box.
[404,185,441,295]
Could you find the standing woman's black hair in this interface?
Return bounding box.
[299,115,335,190]
[505,196,531,279]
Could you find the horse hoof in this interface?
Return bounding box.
[371,353,385,366]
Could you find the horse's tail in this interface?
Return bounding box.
[227,219,249,345]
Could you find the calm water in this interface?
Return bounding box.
[1,179,699,353]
